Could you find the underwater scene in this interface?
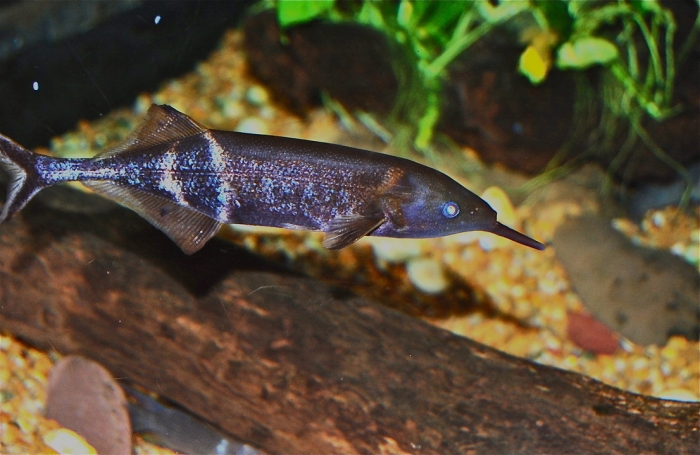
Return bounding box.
[0,1,698,454]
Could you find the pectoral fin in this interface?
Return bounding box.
[83,181,222,254]
[322,214,385,249]
[381,195,406,229]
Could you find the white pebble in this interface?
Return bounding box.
[651,211,666,228]
[259,105,277,120]
[246,85,270,106]
[478,235,495,251]
[406,257,449,294]
[44,429,97,455]
[222,101,245,119]
[670,242,685,257]
[657,388,699,402]
[236,117,269,135]
[368,237,423,263]
[683,244,700,266]
[690,229,700,243]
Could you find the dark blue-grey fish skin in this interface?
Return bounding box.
[0,104,544,254]
[125,386,265,455]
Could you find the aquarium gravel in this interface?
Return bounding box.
[3,29,699,452]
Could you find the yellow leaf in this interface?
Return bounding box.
[519,45,549,84]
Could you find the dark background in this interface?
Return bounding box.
[0,0,252,149]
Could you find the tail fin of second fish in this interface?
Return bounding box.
[0,134,46,223]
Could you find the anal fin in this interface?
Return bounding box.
[322,214,385,250]
[83,181,222,254]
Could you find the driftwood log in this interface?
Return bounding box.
[0,188,698,454]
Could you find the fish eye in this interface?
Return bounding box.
[442,201,460,219]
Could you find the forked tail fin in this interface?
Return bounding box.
[0,134,45,223]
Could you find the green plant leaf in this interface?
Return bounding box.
[411,0,433,24]
[630,0,662,14]
[477,0,529,23]
[417,2,466,46]
[397,0,413,28]
[532,0,573,40]
[277,0,335,28]
[556,37,619,69]
[422,2,465,29]
[358,1,388,29]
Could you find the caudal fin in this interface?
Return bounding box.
[0,134,45,223]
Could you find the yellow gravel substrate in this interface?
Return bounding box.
[0,334,58,454]
[0,334,179,454]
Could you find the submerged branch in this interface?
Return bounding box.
[0,194,697,454]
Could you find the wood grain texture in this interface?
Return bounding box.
[1,188,698,454]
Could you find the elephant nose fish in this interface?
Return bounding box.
[0,104,544,254]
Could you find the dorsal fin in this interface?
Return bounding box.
[96,104,206,159]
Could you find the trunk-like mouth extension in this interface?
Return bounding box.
[490,222,545,250]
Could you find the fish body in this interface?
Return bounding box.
[0,104,544,253]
